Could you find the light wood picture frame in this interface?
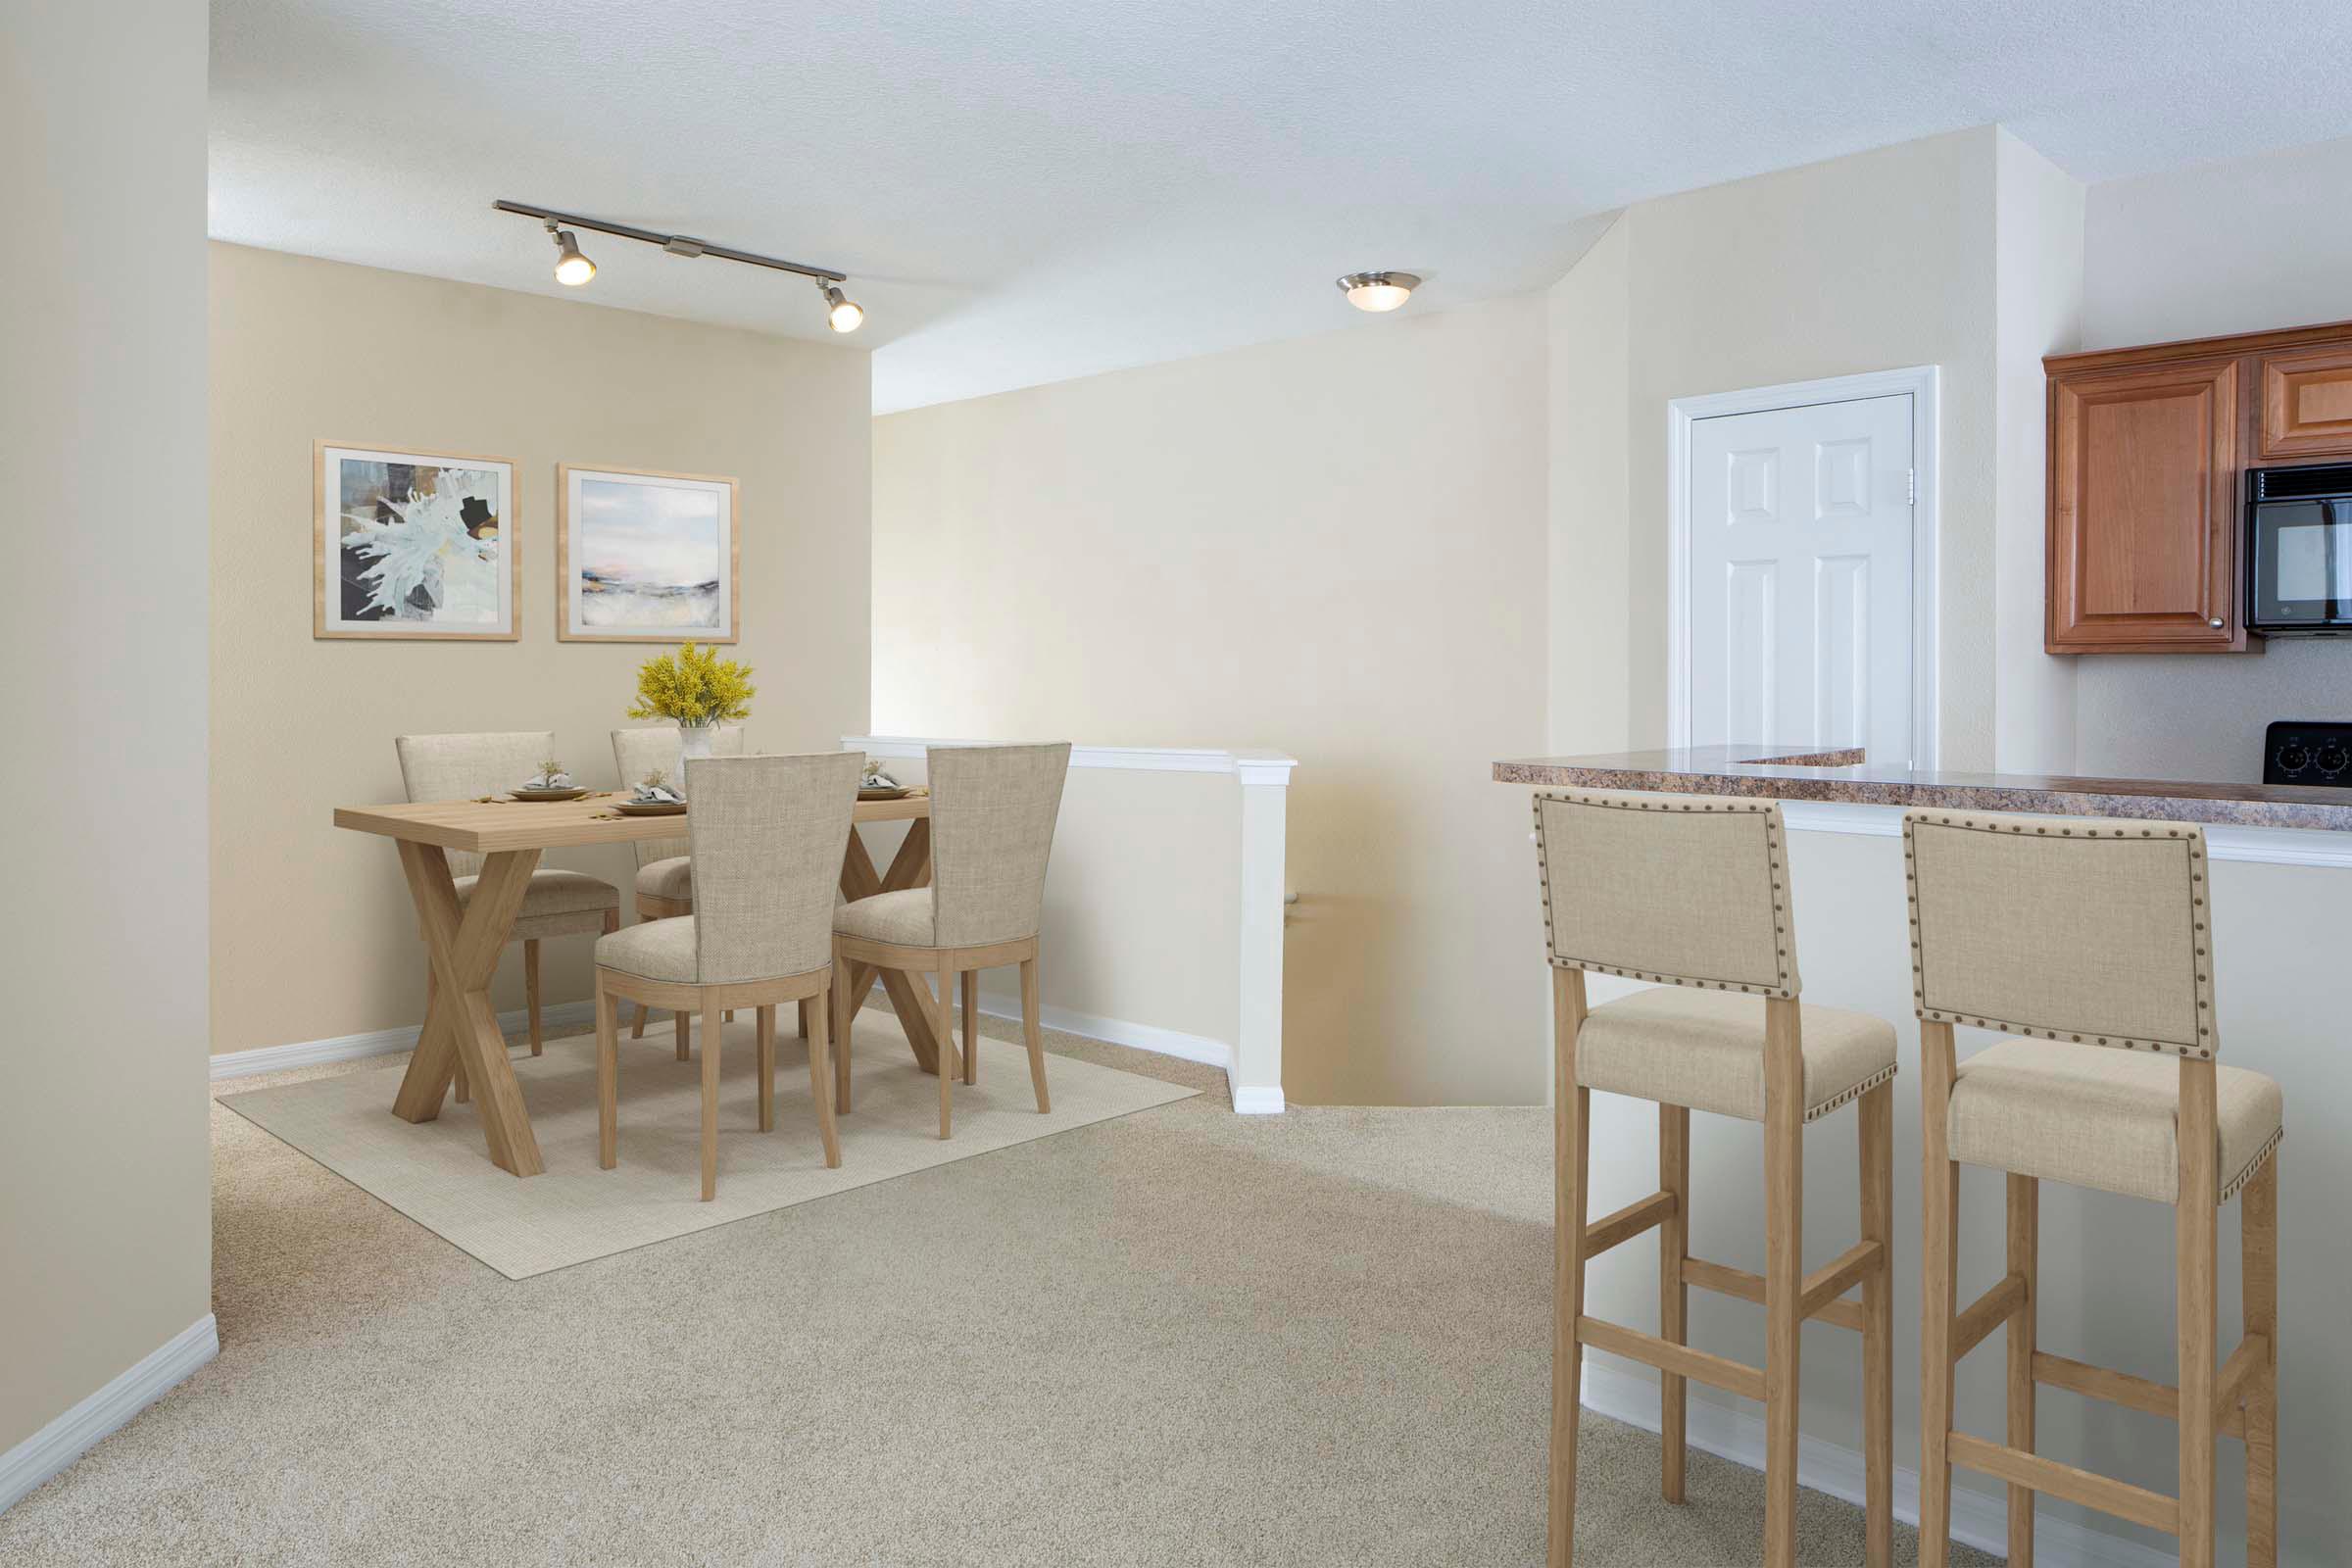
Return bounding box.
[556,464,741,643]
[314,440,519,640]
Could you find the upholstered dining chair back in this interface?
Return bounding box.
[1904,810,2216,1059]
[1532,789,1799,1000]
[685,752,862,985]
[610,725,746,867]
[927,743,1072,949]
[395,730,554,878]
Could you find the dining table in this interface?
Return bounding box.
[332,788,942,1177]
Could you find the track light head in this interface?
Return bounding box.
[548,223,595,286]
[1337,270,1419,312]
[820,282,864,333]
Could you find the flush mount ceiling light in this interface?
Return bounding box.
[1337,270,1420,312]
[1337,270,1421,313]
[546,222,595,286]
[495,199,862,332]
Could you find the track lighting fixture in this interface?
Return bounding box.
[496,200,862,332]
[1338,270,1420,313]
[547,222,596,286]
[820,282,864,333]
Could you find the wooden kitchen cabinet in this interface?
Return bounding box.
[2045,318,2352,654]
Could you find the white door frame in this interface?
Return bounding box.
[1666,365,1940,768]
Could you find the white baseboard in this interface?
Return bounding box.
[0,1313,218,1516]
[1228,1086,1287,1114]
[936,988,1285,1113]
[210,1000,598,1082]
[1578,1358,2177,1568]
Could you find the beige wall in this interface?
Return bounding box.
[1,0,215,1458]
[1544,215,1633,757]
[209,244,871,1054]
[2071,134,2352,782]
[873,297,1551,1104]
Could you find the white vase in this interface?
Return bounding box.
[678,722,715,791]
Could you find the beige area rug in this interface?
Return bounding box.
[219,1007,1198,1279]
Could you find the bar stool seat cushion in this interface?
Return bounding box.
[1948,1039,2282,1203]
[455,867,619,917]
[635,857,694,902]
[596,915,698,984]
[1575,985,1897,1124]
[834,888,937,948]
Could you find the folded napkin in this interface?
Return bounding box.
[632,780,685,804]
[522,769,574,790]
[861,762,900,790]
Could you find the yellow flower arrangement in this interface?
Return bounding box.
[626,641,756,726]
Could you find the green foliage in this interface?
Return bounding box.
[626,641,756,725]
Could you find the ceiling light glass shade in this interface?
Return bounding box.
[823,285,864,332]
[551,229,595,285]
[1338,270,1420,312]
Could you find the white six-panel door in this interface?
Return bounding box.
[1685,393,1915,761]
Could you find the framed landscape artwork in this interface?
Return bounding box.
[314,441,518,639]
[557,465,740,643]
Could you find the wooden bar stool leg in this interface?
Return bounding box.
[1919,1020,1959,1568]
[1760,998,1802,1568]
[808,982,841,1169]
[595,974,618,1170]
[756,1004,776,1133]
[699,1001,721,1201]
[523,938,543,1055]
[1657,1102,1690,1505]
[1859,1082,1894,1568]
[2177,1057,2219,1568]
[2006,1173,2039,1568]
[2242,1152,2279,1568]
[1547,967,1590,1568]
[961,969,978,1085]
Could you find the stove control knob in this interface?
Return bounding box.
[2320,744,2350,775]
[2278,744,2312,773]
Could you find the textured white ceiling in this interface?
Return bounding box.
[210,0,2352,412]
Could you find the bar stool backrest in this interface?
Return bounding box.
[928,743,1072,949]
[684,752,862,985]
[395,730,554,878]
[1903,810,2216,1058]
[1533,789,1799,1000]
[610,724,746,868]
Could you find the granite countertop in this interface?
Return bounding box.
[1493,746,2352,831]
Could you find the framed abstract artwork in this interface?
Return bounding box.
[314,441,518,639]
[556,465,740,643]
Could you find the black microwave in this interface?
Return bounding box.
[2247,464,2352,635]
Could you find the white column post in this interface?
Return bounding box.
[1232,753,1297,1112]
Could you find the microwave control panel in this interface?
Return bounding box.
[2263,721,2352,785]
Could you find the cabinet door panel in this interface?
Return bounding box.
[2261,346,2352,459]
[2047,358,2238,653]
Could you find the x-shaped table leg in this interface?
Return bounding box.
[388,841,547,1176]
[838,818,942,1074]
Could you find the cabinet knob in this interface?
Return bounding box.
[2209,617,2226,629]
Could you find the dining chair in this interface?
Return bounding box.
[832,742,1069,1138]
[610,724,748,1052]
[1534,789,1898,1568]
[1907,811,2281,1568]
[594,751,863,1200]
[395,731,621,1102]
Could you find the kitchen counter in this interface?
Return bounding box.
[1492,745,2352,832]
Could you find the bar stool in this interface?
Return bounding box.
[1535,789,1897,1568]
[610,724,747,1052]
[1907,811,2281,1568]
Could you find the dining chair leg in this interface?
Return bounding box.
[700,1001,721,1201]
[1547,967,1590,1568]
[808,983,842,1169]
[798,997,809,1041]
[2006,1174,2039,1568]
[1859,1083,1895,1568]
[1760,1001,1802,1568]
[523,939,543,1055]
[2242,1152,2279,1568]
[675,1008,690,1062]
[595,974,618,1170]
[961,969,978,1085]
[1020,956,1049,1114]
[756,1004,776,1133]
[632,1002,649,1040]
[833,949,854,1114]
[1657,1102,1690,1505]
[934,959,956,1139]
[2177,1058,2220,1568]
[1919,1023,1960,1568]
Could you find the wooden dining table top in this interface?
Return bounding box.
[333,791,930,854]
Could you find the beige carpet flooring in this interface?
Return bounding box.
[218,1010,1196,1278]
[0,1015,1997,1566]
